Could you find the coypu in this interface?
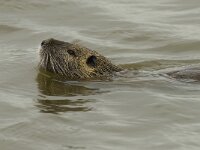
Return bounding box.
[39,38,200,82]
[39,38,122,80]
[167,66,200,81]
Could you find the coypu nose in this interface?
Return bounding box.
[41,40,45,46]
[41,38,55,47]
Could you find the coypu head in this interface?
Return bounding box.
[39,38,122,80]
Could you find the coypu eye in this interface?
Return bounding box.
[86,55,97,67]
[67,49,76,56]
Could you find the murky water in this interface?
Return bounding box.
[1,0,200,149]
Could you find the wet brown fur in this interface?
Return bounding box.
[39,38,122,80]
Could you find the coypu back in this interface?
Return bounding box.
[167,66,200,82]
[39,38,122,80]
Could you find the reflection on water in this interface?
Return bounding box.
[36,71,99,97]
[36,98,92,114]
[36,72,99,114]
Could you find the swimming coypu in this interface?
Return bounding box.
[39,38,200,82]
[39,38,122,80]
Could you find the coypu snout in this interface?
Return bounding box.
[39,38,122,80]
[41,38,55,47]
[41,40,46,47]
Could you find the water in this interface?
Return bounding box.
[1,0,200,149]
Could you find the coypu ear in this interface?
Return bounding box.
[86,55,97,67]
